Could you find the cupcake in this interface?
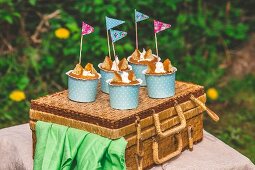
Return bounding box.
[107,71,142,110]
[98,56,132,93]
[66,63,101,102]
[127,48,160,86]
[143,59,177,98]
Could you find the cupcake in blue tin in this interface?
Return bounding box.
[98,56,132,94]
[127,48,160,86]
[143,59,177,99]
[107,71,142,110]
[66,63,101,102]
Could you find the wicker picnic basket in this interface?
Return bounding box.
[29,81,219,170]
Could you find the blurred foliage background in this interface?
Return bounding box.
[0,0,254,163]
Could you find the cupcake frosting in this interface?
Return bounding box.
[69,63,99,79]
[121,71,131,83]
[155,62,166,73]
[111,57,120,71]
[129,48,159,64]
[110,71,140,85]
[100,56,130,71]
[146,59,175,74]
[138,49,146,61]
[82,70,95,77]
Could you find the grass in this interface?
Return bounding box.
[204,75,255,163]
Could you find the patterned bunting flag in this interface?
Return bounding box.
[135,9,149,22]
[110,29,127,43]
[154,20,171,33]
[81,22,94,35]
[106,17,125,30]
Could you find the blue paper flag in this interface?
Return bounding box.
[110,29,127,43]
[135,9,149,23]
[106,17,125,30]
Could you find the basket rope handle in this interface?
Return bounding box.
[152,133,183,164]
[135,117,144,170]
[153,101,186,138]
[190,95,219,122]
[188,126,193,150]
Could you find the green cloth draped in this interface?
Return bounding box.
[34,121,127,170]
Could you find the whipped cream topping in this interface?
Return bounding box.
[139,49,146,60]
[82,70,95,76]
[155,62,166,73]
[72,71,80,75]
[138,49,156,62]
[121,72,131,83]
[111,56,120,71]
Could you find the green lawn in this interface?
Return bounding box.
[205,75,255,163]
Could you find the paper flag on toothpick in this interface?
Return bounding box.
[81,22,94,35]
[135,10,149,22]
[106,17,125,30]
[154,20,171,33]
[110,29,127,43]
[79,21,94,64]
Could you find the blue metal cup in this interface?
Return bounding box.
[108,80,142,110]
[144,67,177,98]
[128,63,147,86]
[66,71,100,102]
[127,56,160,87]
[98,64,114,94]
[98,63,132,94]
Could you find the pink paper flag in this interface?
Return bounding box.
[81,22,94,35]
[154,20,171,33]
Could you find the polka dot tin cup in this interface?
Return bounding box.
[98,63,132,94]
[107,79,142,110]
[127,56,160,87]
[143,67,177,99]
[66,70,101,102]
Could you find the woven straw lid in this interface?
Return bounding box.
[30,81,204,129]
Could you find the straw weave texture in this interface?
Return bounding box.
[30,81,204,129]
[29,81,206,169]
[30,112,203,169]
[30,95,205,139]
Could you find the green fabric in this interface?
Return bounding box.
[102,138,127,170]
[34,121,127,170]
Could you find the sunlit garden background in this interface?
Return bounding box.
[0,0,254,163]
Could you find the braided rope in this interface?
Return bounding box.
[190,95,219,122]
[188,126,193,150]
[135,117,144,170]
[152,101,186,138]
[152,133,183,164]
